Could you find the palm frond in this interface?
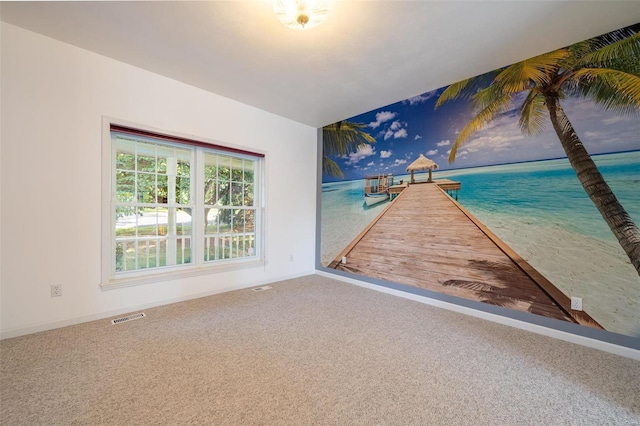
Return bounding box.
[434,77,474,109]
[519,90,548,135]
[322,156,344,178]
[573,68,640,113]
[580,29,640,68]
[494,49,569,91]
[449,93,513,163]
[322,121,375,157]
[471,84,505,110]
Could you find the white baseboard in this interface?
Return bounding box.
[1,271,311,340]
[316,270,640,361]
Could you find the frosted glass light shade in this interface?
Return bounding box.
[273,0,330,30]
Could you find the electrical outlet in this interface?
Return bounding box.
[570,297,582,311]
[51,285,62,297]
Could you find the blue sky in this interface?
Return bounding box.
[323,84,640,183]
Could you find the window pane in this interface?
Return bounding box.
[243,183,254,207]
[122,240,136,271]
[116,152,135,171]
[206,208,219,234]
[177,236,192,265]
[231,182,243,205]
[116,138,136,170]
[177,208,192,236]
[137,142,156,173]
[231,157,244,182]
[219,236,231,260]
[218,156,231,181]
[217,181,230,206]
[176,148,191,177]
[137,173,156,203]
[116,171,135,202]
[176,177,190,204]
[137,207,158,237]
[203,179,217,205]
[157,175,168,204]
[157,207,167,236]
[244,161,255,183]
[115,241,125,272]
[233,209,244,233]
[116,206,137,237]
[245,210,255,233]
[157,240,167,267]
[219,209,232,233]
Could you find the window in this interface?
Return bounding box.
[103,123,264,287]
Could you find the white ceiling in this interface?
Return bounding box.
[2,1,640,128]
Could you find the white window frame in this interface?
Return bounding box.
[101,118,266,289]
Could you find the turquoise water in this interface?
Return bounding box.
[322,151,640,245]
[441,151,640,243]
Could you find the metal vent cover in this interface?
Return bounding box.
[111,312,146,325]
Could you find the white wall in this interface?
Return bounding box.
[0,23,318,337]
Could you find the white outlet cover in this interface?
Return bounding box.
[570,297,582,311]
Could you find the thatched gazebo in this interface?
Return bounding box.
[406,154,438,183]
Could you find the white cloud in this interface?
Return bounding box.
[367,161,375,167]
[369,111,396,129]
[383,121,409,140]
[393,128,408,139]
[380,150,392,159]
[426,149,438,156]
[584,131,602,138]
[390,120,403,131]
[403,91,437,106]
[393,159,407,166]
[601,116,626,125]
[437,140,451,147]
[414,135,422,140]
[344,144,375,165]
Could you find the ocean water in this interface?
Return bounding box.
[320,151,640,335]
[437,151,640,243]
[322,151,639,250]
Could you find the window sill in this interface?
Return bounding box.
[100,259,265,291]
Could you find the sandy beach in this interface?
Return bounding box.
[473,211,640,337]
[320,202,383,266]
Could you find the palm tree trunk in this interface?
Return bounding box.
[545,95,640,276]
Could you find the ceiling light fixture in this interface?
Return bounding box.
[273,0,330,30]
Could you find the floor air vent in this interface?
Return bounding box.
[111,312,146,325]
[252,286,272,292]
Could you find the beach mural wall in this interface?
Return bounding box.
[320,23,640,340]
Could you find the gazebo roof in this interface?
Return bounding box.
[406,154,438,172]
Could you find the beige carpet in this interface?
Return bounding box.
[1,274,639,425]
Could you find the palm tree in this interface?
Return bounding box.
[322,121,375,178]
[435,26,640,276]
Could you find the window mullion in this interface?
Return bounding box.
[194,147,204,267]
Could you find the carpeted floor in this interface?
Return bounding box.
[1,274,639,425]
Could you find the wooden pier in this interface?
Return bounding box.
[329,183,602,328]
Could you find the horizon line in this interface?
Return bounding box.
[322,149,640,184]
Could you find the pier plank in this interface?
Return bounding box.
[330,183,602,329]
